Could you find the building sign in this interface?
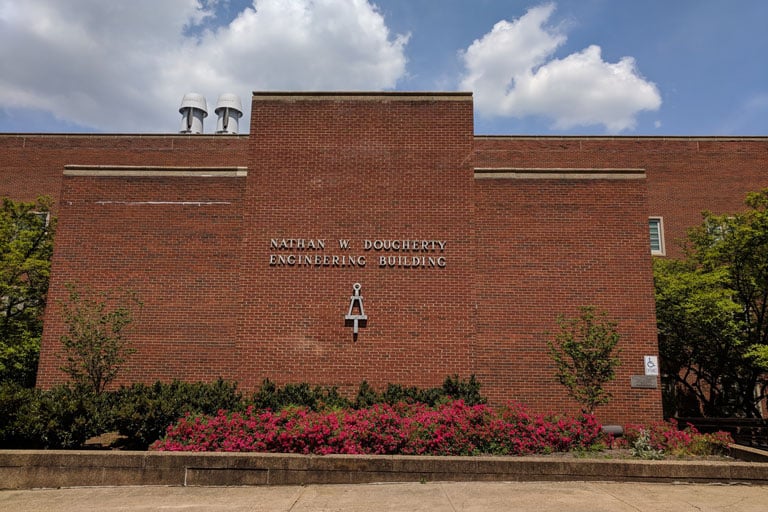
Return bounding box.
[644,355,659,376]
[268,238,448,269]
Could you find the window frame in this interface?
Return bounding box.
[649,216,665,256]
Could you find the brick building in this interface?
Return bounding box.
[1,92,767,425]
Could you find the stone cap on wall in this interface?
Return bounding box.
[474,168,646,180]
[1,448,766,489]
[63,165,248,177]
[251,91,473,102]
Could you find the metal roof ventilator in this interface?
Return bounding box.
[178,93,208,134]
[215,93,243,135]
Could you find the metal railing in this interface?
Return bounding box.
[674,417,768,449]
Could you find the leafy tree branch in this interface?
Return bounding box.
[0,196,54,386]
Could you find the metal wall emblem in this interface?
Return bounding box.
[345,282,367,339]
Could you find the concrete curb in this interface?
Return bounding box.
[729,444,768,462]
[2,449,768,489]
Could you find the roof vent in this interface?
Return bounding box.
[215,93,243,135]
[179,93,208,134]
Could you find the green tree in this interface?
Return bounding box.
[59,283,142,394]
[0,196,55,386]
[547,306,622,414]
[654,258,749,416]
[656,189,768,417]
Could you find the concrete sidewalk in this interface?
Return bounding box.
[2,481,767,512]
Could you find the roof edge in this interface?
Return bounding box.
[251,91,473,101]
[474,135,768,141]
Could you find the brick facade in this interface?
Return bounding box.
[0,135,248,210]
[35,169,246,387]
[236,93,476,394]
[474,173,659,420]
[2,93,767,425]
[474,137,768,258]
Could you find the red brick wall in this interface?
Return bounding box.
[474,137,768,258]
[474,175,662,424]
[0,135,248,210]
[1,134,250,388]
[4,133,764,260]
[13,104,765,426]
[36,173,246,388]
[236,93,477,392]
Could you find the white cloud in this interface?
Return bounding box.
[460,3,661,133]
[0,0,408,132]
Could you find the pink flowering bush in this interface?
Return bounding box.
[620,421,733,457]
[151,400,602,455]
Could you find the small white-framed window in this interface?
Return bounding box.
[649,217,665,256]
[31,211,51,227]
[704,216,732,242]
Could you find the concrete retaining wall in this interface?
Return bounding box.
[1,449,768,489]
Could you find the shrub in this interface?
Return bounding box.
[547,306,622,414]
[354,375,485,408]
[111,379,243,449]
[36,385,112,448]
[0,382,109,449]
[621,421,733,458]
[151,400,602,455]
[58,284,142,394]
[251,379,350,412]
[353,380,379,408]
[629,429,665,460]
[440,374,485,406]
[0,381,42,448]
[1,377,488,450]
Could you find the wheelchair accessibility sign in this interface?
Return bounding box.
[644,356,659,376]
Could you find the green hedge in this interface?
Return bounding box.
[355,375,485,408]
[0,375,484,450]
[111,379,243,450]
[252,380,350,412]
[0,382,109,449]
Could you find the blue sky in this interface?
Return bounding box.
[0,0,766,135]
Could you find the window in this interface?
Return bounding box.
[31,211,51,228]
[649,217,665,255]
[704,216,732,242]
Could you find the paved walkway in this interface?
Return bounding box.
[2,481,767,511]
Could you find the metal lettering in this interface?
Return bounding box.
[270,237,445,268]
